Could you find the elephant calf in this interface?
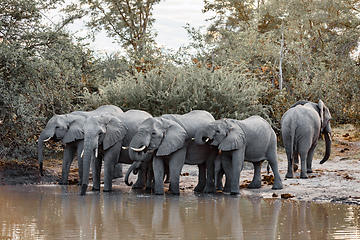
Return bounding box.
[195,116,283,195]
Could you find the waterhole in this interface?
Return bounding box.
[0,185,359,239]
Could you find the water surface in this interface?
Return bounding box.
[0,185,359,239]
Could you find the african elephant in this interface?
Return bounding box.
[37,105,123,184]
[126,110,218,195]
[195,116,283,195]
[281,100,332,179]
[80,110,152,195]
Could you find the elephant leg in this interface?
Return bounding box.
[194,163,206,192]
[299,151,308,179]
[214,155,222,191]
[230,150,244,195]
[248,161,262,189]
[168,148,186,195]
[103,147,121,192]
[91,155,102,191]
[306,144,316,173]
[76,141,84,185]
[133,168,146,189]
[153,156,165,195]
[267,149,283,189]
[113,163,123,178]
[145,167,154,190]
[203,150,217,193]
[60,145,76,185]
[221,154,232,193]
[285,148,294,178]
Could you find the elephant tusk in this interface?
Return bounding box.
[205,137,210,143]
[81,150,84,158]
[95,148,98,158]
[122,146,129,150]
[191,138,195,141]
[130,145,146,152]
[43,137,52,142]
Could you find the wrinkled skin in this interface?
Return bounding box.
[37,105,123,185]
[80,110,152,195]
[127,110,218,195]
[195,116,283,195]
[281,100,332,179]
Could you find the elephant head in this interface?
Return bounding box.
[316,100,332,164]
[195,119,244,151]
[128,117,188,169]
[80,114,127,195]
[38,114,85,176]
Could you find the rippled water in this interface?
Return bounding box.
[0,185,359,239]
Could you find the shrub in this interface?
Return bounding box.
[84,63,271,121]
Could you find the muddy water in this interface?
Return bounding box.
[0,185,359,239]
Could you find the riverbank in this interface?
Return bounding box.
[1,124,359,205]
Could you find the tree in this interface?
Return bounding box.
[0,0,97,159]
[63,0,161,68]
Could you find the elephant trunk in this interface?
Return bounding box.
[128,132,149,162]
[194,127,209,145]
[320,131,331,164]
[80,138,97,195]
[125,161,141,186]
[37,131,53,176]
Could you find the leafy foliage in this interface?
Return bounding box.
[0,0,98,159]
[83,64,270,120]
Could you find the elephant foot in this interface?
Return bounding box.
[103,189,112,192]
[132,183,145,189]
[285,172,294,178]
[92,187,100,191]
[203,186,215,193]
[300,173,308,179]
[194,184,205,192]
[58,181,68,185]
[80,184,88,195]
[248,180,262,189]
[272,182,283,190]
[307,169,313,173]
[230,191,240,195]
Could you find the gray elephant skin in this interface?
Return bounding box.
[80,109,152,195]
[281,100,332,179]
[126,110,218,195]
[38,105,123,185]
[195,116,283,195]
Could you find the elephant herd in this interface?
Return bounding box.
[38,100,332,195]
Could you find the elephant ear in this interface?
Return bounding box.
[318,100,332,131]
[218,125,245,151]
[103,117,128,150]
[63,116,86,144]
[157,120,188,156]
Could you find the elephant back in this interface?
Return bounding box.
[118,110,153,145]
[162,110,215,138]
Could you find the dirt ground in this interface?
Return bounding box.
[1,124,360,205]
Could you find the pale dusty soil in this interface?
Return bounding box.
[1,124,360,205]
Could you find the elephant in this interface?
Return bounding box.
[195,116,283,195]
[80,109,152,195]
[126,110,219,195]
[37,105,124,184]
[281,100,332,179]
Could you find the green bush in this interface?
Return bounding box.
[83,63,271,121]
